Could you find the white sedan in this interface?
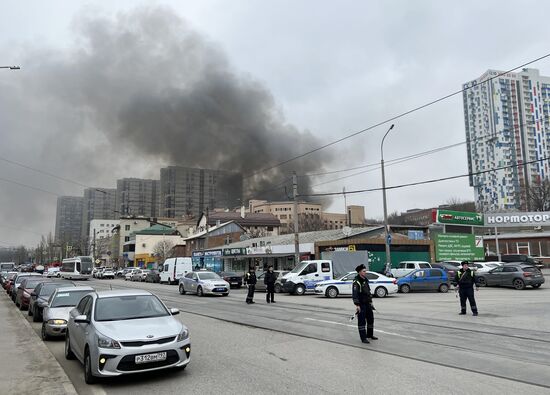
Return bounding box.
[315,271,398,298]
[471,262,503,273]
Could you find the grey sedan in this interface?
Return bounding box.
[65,289,190,384]
[178,271,229,296]
[476,264,545,290]
[29,281,75,322]
[42,286,94,340]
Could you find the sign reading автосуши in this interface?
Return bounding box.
[484,211,550,227]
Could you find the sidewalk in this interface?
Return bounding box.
[0,293,77,395]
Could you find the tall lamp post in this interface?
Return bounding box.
[381,124,395,276]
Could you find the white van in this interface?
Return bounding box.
[160,257,193,285]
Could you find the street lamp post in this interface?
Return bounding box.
[381,124,395,276]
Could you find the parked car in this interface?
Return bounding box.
[3,272,18,293]
[145,270,161,283]
[397,268,450,293]
[130,269,144,282]
[255,271,288,292]
[1,271,17,287]
[16,277,52,310]
[124,269,138,281]
[178,271,229,296]
[432,263,459,285]
[489,254,544,270]
[470,262,503,273]
[314,271,398,298]
[391,261,434,278]
[10,273,42,301]
[101,269,115,279]
[65,289,190,384]
[29,281,76,322]
[441,260,463,268]
[45,267,61,278]
[476,264,544,290]
[42,286,94,340]
[218,271,243,288]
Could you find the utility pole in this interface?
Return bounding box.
[205,207,210,250]
[293,172,300,264]
[381,124,395,276]
[343,187,348,226]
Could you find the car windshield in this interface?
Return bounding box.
[24,280,45,290]
[51,290,91,308]
[198,272,221,280]
[41,283,74,297]
[95,295,169,321]
[290,262,309,274]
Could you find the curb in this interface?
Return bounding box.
[11,298,78,394]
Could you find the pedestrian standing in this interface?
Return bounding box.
[455,261,479,316]
[244,267,257,304]
[264,265,276,303]
[352,264,377,343]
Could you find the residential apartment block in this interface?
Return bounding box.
[54,196,83,248]
[116,178,160,217]
[463,68,550,211]
[160,166,242,219]
[81,188,117,239]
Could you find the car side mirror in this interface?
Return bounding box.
[74,315,90,324]
[169,308,180,316]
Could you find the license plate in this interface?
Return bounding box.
[214,288,226,292]
[135,352,167,364]
[231,282,238,285]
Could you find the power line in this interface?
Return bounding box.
[243,52,550,179]
[299,157,549,197]
[0,176,61,196]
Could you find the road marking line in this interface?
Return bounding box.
[303,317,417,340]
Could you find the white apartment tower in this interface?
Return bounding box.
[463,68,550,212]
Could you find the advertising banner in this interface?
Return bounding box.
[435,233,484,261]
[484,211,550,227]
[432,209,484,226]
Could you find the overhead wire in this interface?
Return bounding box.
[243,52,550,179]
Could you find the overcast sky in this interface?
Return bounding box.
[1,0,550,248]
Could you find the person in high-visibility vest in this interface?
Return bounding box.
[352,264,377,343]
[244,267,257,304]
[455,261,479,316]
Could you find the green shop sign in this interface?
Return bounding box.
[435,234,484,261]
[433,209,483,226]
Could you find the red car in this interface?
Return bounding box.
[4,273,17,294]
[16,278,50,310]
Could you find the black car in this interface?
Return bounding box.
[219,272,243,288]
[29,281,76,322]
[145,269,161,283]
[432,263,458,285]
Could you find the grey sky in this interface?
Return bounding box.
[1,0,550,248]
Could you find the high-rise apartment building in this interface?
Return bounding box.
[160,166,242,218]
[463,68,550,211]
[54,196,83,247]
[81,188,117,239]
[116,178,160,217]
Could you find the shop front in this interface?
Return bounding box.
[192,249,223,273]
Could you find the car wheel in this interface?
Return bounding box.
[32,307,41,322]
[375,286,388,298]
[28,306,33,316]
[400,284,410,294]
[168,278,172,285]
[477,277,487,287]
[64,331,75,360]
[294,284,306,296]
[41,323,50,341]
[532,284,542,289]
[84,349,97,384]
[197,286,203,297]
[179,284,186,295]
[438,284,449,293]
[513,279,525,290]
[274,284,282,293]
[326,286,339,298]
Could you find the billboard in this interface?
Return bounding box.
[435,234,484,261]
[432,209,484,226]
[484,211,550,227]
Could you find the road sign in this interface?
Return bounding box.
[432,209,484,226]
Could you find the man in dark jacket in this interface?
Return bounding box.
[352,264,377,343]
[264,265,277,304]
[244,267,257,304]
[455,261,479,316]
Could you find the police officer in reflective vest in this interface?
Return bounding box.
[352,264,377,343]
[244,268,257,304]
[455,261,479,316]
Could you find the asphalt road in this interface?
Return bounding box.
[18,277,550,394]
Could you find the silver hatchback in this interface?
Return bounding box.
[65,289,191,384]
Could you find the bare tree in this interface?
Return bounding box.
[525,179,550,211]
[153,239,175,265]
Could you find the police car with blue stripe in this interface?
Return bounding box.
[314,271,398,298]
